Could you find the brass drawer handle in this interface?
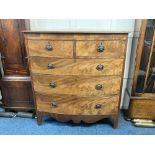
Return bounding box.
[97,43,105,53]
[49,82,56,88]
[45,42,53,51]
[47,63,55,69]
[95,104,102,109]
[95,84,103,90]
[51,101,58,108]
[96,64,104,71]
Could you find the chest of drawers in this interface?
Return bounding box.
[24,32,128,128]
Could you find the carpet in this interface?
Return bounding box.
[0,111,154,135]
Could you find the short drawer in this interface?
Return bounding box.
[32,75,122,96]
[27,40,73,58]
[76,40,126,58]
[29,57,124,76]
[36,94,119,115]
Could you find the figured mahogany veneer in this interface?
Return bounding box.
[27,39,126,58]
[32,75,121,96]
[24,32,128,128]
[27,40,73,58]
[36,94,119,115]
[76,40,126,58]
[30,57,124,76]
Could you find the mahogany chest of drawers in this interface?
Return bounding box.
[24,32,128,128]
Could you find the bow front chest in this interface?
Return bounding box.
[24,32,128,128]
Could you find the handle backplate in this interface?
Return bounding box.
[97,43,105,53]
[96,64,104,71]
[45,42,53,51]
[51,101,58,108]
[95,104,102,109]
[95,84,103,90]
[48,63,55,69]
[49,82,56,88]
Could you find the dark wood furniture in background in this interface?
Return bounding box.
[128,19,155,120]
[1,76,34,111]
[0,19,29,75]
[0,19,34,112]
[24,31,128,128]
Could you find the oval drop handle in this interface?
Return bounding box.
[47,63,55,69]
[95,104,102,109]
[51,101,58,108]
[97,43,105,53]
[49,82,56,88]
[96,64,104,71]
[45,42,53,51]
[95,84,103,90]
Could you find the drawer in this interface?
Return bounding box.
[76,40,126,58]
[27,40,73,58]
[30,57,124,76]
[36,94,119,115]
[32,75,122,96]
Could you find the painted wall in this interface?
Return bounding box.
[30,19,134,32]
[122,20,142,109]
[30,19,141,109]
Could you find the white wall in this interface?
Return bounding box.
[122,20,142,109]
[30,19,139,109]
[30,19,134,32]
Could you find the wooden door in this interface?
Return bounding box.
[0,19,29,75]
[128,19,155,120]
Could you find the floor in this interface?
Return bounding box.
[0,110,154,135]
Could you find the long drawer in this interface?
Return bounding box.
[36,94,119,115]
[32,75,122,96]
[29,57,124,76]
[76,40,126,58]
[27,40,73,58]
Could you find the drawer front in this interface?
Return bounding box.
[36,94,119,115]
[27,40,73,58]
[76,40,126,58]
[30,57,124,76]
[32,75,121,96]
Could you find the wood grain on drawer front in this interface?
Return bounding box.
[36,94,119,115]
[29,57,124,76]
[27,40,73,58]
[32,75,122,96]
[76,40,126,58]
